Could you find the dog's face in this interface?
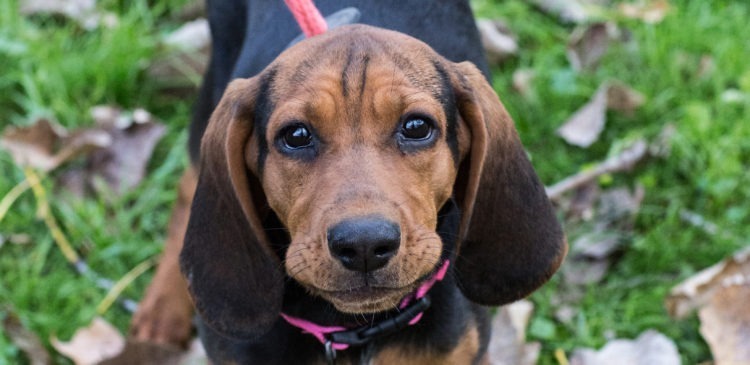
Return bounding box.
[181,25,566,340]
[251,29,465,313]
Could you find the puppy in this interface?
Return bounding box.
[137,1,566,364]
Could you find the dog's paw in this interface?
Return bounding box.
[130,281,193,347]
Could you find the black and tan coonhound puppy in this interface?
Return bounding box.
[131,1,567,363]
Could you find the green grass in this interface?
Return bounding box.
[1,0,749,363]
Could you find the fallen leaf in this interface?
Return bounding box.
[666,246,750,319]
[597,185,644,225]
[564,182,599,220]
[563,257,612,285]
[606,82,645,116]
[163,18,210,51]
[488,300,540,365]
[547,139,648,200]
[0,118,111,172]
[57,106,166,196]
[567,23,616,72]
[557,84,608,147]
[89,107,167,194]
[20,0,118,29]
[570,330,680,365]
[699,282,750,365]
[512,69,536,99]
[619,0,671,24]
[562,185,643,285]
[2,310,50,365]
[557,82,644,148]
[51,317,125,365]
[477,19,518,64]
[527,0,604,24]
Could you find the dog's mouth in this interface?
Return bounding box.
[314,282,416,314]
[311,260,449,314]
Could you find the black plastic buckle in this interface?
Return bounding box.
[324,340,337,365]
[327,296,431,347]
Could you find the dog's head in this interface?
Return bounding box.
[181,25,566,340]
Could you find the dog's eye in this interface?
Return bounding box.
[282,124,313,149]
[400,117,432,140]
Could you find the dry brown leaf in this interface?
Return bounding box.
[477,19,518,64]
[0,118,111,172]
[606,82,645,116]
[598,186,645,225]
[570,330,680,365]
[89,107,167,194]
[699,283,750,365]
[619,0,670,24]
[557,84,608,147]
[547,139,648,199]
[51,317,125,365]
[562,186,643,285]
[57,106,166,196]
[2,311,50,365]
[567,22,617,72]
[666,246,750,319]
[557,81,644,148]
[487,300,540,365]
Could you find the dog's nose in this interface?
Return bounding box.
[327,217,400,273]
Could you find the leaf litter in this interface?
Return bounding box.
[51,317,125,365]
[2,309,50,365]
[666,247,750,364]
[62,106,167,196]
[487,300,540,365]
[476,19,518,64]
[570,330,680,365]
[557,81,645,148]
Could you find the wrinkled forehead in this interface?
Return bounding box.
[267,25,450,101]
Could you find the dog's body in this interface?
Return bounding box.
[131,1,566,364]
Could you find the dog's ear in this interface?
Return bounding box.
[180,76,283,340]
[450,61,567,306]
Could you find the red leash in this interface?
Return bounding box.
[284,0,328,37]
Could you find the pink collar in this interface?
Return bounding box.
[280,260,450,351]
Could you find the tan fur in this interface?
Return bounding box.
[130,167,197,346]
[244,28,459,314]
[371,322,481,365]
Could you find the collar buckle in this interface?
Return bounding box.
[327,296,431,347]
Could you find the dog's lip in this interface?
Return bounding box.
[314,268,437,301]
[319,284,410,299]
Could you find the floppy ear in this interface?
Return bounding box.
[451,61,567,306]
[180,77,283,340]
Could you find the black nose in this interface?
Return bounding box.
[327,217,401,273]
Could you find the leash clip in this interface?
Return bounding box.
[324,340,337,365]
[327,296,432,347]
